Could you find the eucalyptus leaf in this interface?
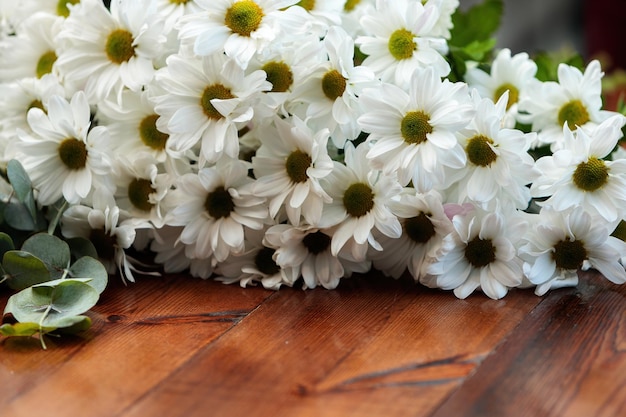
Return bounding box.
[22,233,70,279]
[68,256,108,294]
[0,232,15,260]
[67,237,99,261]
[0,322,56,337]
[6,160,32,204]
[4,202,37,231]
[3,250,51,290]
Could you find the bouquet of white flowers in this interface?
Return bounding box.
[1,0,625,345]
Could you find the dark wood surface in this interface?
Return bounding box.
[0,269,624,417]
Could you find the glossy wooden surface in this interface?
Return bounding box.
[1,269,624,417]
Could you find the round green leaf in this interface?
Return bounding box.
[3,250,51,290]
[69,256,108,294]
[6,159,32,204]
[22,233,70,279]
[4,203,37,231]
[67,237,99,261]
[0,322,55,337]
[0,232,15,260]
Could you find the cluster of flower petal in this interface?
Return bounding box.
[0,0,625,298]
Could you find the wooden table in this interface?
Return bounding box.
[1,269,624,417]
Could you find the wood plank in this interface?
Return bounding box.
[121,274,542,417]
[430,270,626,417]
[0,275,273,417]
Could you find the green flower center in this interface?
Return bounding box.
[58,138,87,170]
[321,69,347,101]
[494,83,519,110]
[388,28,416,60]
[57,0,80,17]
[200,84,235,120]
[572,157,609,192]
[205,186,235,219]
[558,99,590,130]
[466,135,497,167]
[36,51,57,79]
[255,247,280,275]
[285,150,312,183]
[343,182,374,218]
[29,99,45,113]
[90,228,116,260]
[404,213,436,244]
[105,29,135,64]
[344,0,361,11]
[553,238,587,270]
[262,61,293,93]
[296,0,315,10]
[139,114,168,151]
[170,0,189,4]
[465,237,496,268]
[128,178,155,212]
[225,0,264,37]
[302,231,331,255]
[401,111,432,145]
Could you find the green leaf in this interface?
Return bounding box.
[21,233,70,279]
[68,256,108,294]
[0,232,15,260]
[4,202,37,231]
[6,160,32,204]
[0,322,56,337]
[5,279,99,328]
[449,0,503,47]
[3,250,51,290]
[67,237,99,261]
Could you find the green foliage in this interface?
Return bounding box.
[534,51,585,82]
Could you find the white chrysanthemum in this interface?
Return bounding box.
[518,60,617,149]
[55,0,166,103]
[340,0,375,38]
[355,0,450,88]
[520,207,626,296]
[15,91,113,205]
[424,205,527,299]
[370,189,453,280]
[318,142,402,260]
[0,13,62,82]
[286,0,343,37]
[153,53,270,165]
[447,92,538,210]
[155,0,203,32]
[421,0,458,39]
[3,0,80,21]
[150,225,216,279]
[530,114,626,223]
[176,0,299,69]
[290,25,376,148]
[465,48,537,128]
[164,157,268,262]
[250,116,333,225]
[359,67,473,190]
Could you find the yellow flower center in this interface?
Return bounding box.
[388,28,416,60]
[465,237,496,268]
[128,178,155,212]
[552,238,587,270]
[262,61,293,93]
[572,157,609,192]
[170,0,189,4]
[285,150,312,183]
[200,84,235,120]
[57,0,80,17]
[205,186,235,219]
[558,99,590,130]
[404,213,436,244]
[139,114,169,151]
[302,231,331,255]
[401,111,432,145]
[58,138,87,170]
[225,0,264,37]
[29,99,45,113]
[321,69,347,100]
[344,0,361,12]
[466,135,497,167]
[343,182,374,218]
[36,51,57,79]
[105,29,135,64]
[493,83,519,110]
[296,0,315,10]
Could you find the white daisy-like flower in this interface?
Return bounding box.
[0,12,62,82]
[4,0,80,21]
[55,0,166,103]
[318,142,402,260]
[164,157,268,262]
[155,0,203,32]
[358,67,473,190]
[340,0,375,38]
[424,205,527,299]
[15,90,113,205]
[421,0,458,39]
[465,48,538,128]
[250,115,333,225]
[150,225,216,279]
[518,60,617,149]
[153,53,271,165]
[447,91,538,210]
[290,25,377,148]
[286,0,343,37]
[176,0,300,69]
[520,207,626,296]
[370,188,453,280]
[530,114,626,223]
[355,0,450,88]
